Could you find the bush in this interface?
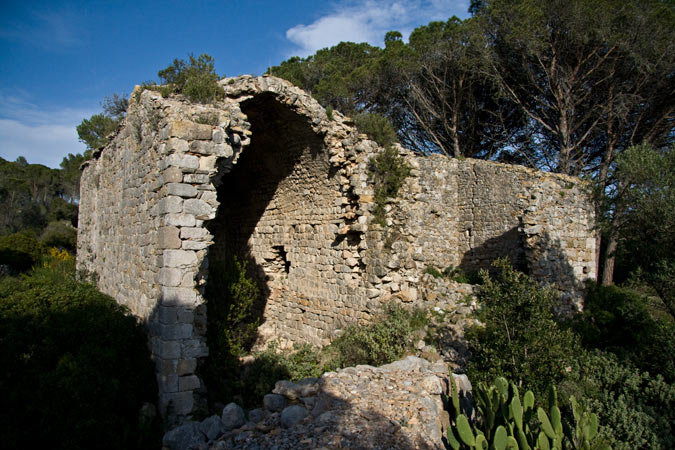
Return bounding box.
[576,282,675,382]
[0,267,160,450]
[202,256,260,405]
[354,112,398,148]
[237,343,324,408]
[327,303,427,368]
[561,351,675,450]
[466,259,581,398]
[0,230,46,273]
[369,146,411,226]
[157,53,224,103]
[40,220,77,252]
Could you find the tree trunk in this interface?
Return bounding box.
[602,235,617,285]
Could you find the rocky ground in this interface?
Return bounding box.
[162,276,478,450]
[163,357,473,450]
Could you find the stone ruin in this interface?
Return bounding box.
[76,75,597,424]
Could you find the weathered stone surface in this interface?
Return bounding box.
[159,268,183,287]
[183,198,213,219]
[221,403,245,430]
[162,422,205,450]
[169,120,213,140]
[163,250,198,268]
[158,226,181,249]
[263,393,287,412]
[200,356,457,449]
[280,405,308,428]
[199,415,226,441]
[247,408,264,424]
[165,183,198,198]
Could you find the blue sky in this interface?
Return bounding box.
[0,0,469,168]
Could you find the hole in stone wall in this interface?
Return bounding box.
[271,245,290,274]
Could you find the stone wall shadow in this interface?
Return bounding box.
[459,225,582,311]
[198,92,327,408]
[458,225,527,276]
[204,92,324,343]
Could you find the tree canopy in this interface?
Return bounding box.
[269,0,674,285]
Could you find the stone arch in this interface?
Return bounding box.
[203,90,342,349]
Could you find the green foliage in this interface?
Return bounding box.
[0,266,160,450]
[369,146,411,226]
[447,376,609,450]
[466,259,581,398]
[576,283,675,382]
[0,156,79,236]
[325,105,334,121]
[101,92,128,119]
[40,220,78,252]
[424,265,444,278]
[424,264,483,284]
[157,53,223,103]
[604,144,675,313]
[76,113,120,150]
[326,303,427,368]
[354,112,398,148]
[0,230,46,273]
[236,343,324,407]
[561,351,675,450]
[268,42,382,115]
[202,256,260,404]
[206,301,426,409]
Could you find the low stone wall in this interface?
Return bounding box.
[77,75,597,423]
[163,356,462,450]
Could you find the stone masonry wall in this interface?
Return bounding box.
[77,75,597,423]
[368,155,597,312]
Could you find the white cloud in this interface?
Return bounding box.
[0,94,92,168]
[0,119,86,168]
[285,0,469,56]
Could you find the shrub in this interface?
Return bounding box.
[237,343,324,408]
[157,53,224,103]
[466,259,581,398]
[354,112,398,148]
[202,256,260,405]
[424,265,443,278]
[0,267,160,450]
[0,230,46,273]
[40,220,77,252]
[576,282,675,382]
[561,351,675,450]
[326,303,427,368]
[369,146,411,226]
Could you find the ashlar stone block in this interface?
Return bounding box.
[159,267,183,286]
[158,196,183,215]
[163,249,198,268]
[162,214,196,227]
[168,120,213,140]
[183,198,214,219]
[165,183,198,198]
[158,226,181,249]
[161,286,198,306]
[179,375,201,392]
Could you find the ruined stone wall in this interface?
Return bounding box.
[77,75,597,423]
[373,154,597,311]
